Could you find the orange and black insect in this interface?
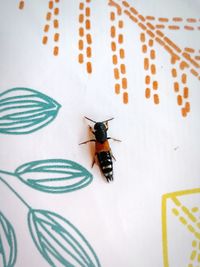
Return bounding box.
[79,117,120,182]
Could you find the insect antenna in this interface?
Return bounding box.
[102,118,114,123]
[84,116,97,123]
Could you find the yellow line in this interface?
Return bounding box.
[162,195,169,267]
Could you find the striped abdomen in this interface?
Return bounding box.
[97,151,113,182]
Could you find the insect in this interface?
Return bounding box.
[79,116,121,182]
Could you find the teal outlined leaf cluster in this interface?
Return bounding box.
[0,88,61,134]
[0,165,100,267]
[14,159,93,193]
[0,212,17,267]
[28,209,101,267]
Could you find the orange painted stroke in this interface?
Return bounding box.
[145,88,151,98]
[123,92,129,104]
[19,0,25,9]
[153,94,159,104]
[85,19,90,29]
[86,62,92,73]
[115,0,200,81]
[53,46,59,56]
[115,83,120,94]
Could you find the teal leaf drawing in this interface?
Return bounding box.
[0,87,61,134]
[28,209,101,267]
[15,159,93,193]
[0,212,17,267]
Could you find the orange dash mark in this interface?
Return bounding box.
[145,88,151,98]
[87,62,92,73]
[153,81,158,90]
[190,69,198,76]
[149,39,154,47]
[79,2,84,9]
[118,34,123,44]
[181,108,187,117]
[114,68,120,79]
[122,78,127,89]
[185,47,195,53]
[183,87,189,98]
[145,75,151,85]
[156,30,164,37]
[122,1,130,8]
[120,64,126,74]
[115,84,120,94]
[123,92,129,104]
[150,49,155,59]
[79,53,84,64]
[187,18,197,23]
[182,73,187,84]
[142,44,147,53]
[151,64,156,74]
[85,7,90,17]
[118,20,123,28]
[46,12,52,21]
[42,36,48,45]
[173,17,182,22]
[111,42,116,51]
[86,34,92,44]
[140,33,145,42]
[79,27,84,37]
[130,7,138,15]
[54,33,59,42]
[138,14,145,22]
[54,7,59,15]
[79,14,84,23]
[19,1,25,9]
[174,82,179,92]
[112,55,118,65]
[79,40,84,50]
[153,94,159,104]
[144,58,149,70]
[44,25,50,32]
[110,11,115,20]
[177,95,183,105]
[86,47,92,58]
[111,26,116,38]
[185,102,190,112]
[53,46,59,56]
[184,25,194,30]
[85,19,91,30]
[119,48,125,59]
[156,24,165,29]
[168,25,180,30]
[147,22,155,30]
[49,1,54,9]
[195,56,200,60]
[158,17,169,22]
[146,16,155,20]
[54,19,59,28]
[172,68,177,77]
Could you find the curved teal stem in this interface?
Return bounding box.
[0,172,31,210]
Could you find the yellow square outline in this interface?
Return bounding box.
[162,188,200,267]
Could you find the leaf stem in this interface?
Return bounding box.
[0,173,31,210]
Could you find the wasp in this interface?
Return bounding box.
[79,117,121,182]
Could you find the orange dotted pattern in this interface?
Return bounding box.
[109,0,200,117]
[145,16,200,31]
[141,32,159,105]
[42,0,60,56]
[171,65,190,117]
[78,1,92,74]
[109,5,128,104]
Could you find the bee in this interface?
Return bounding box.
[79,117,121,182]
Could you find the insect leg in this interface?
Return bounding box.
[108,137,122,142]
[91,153,97,168]
[110,150,116,161]
[79,139,96,145]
